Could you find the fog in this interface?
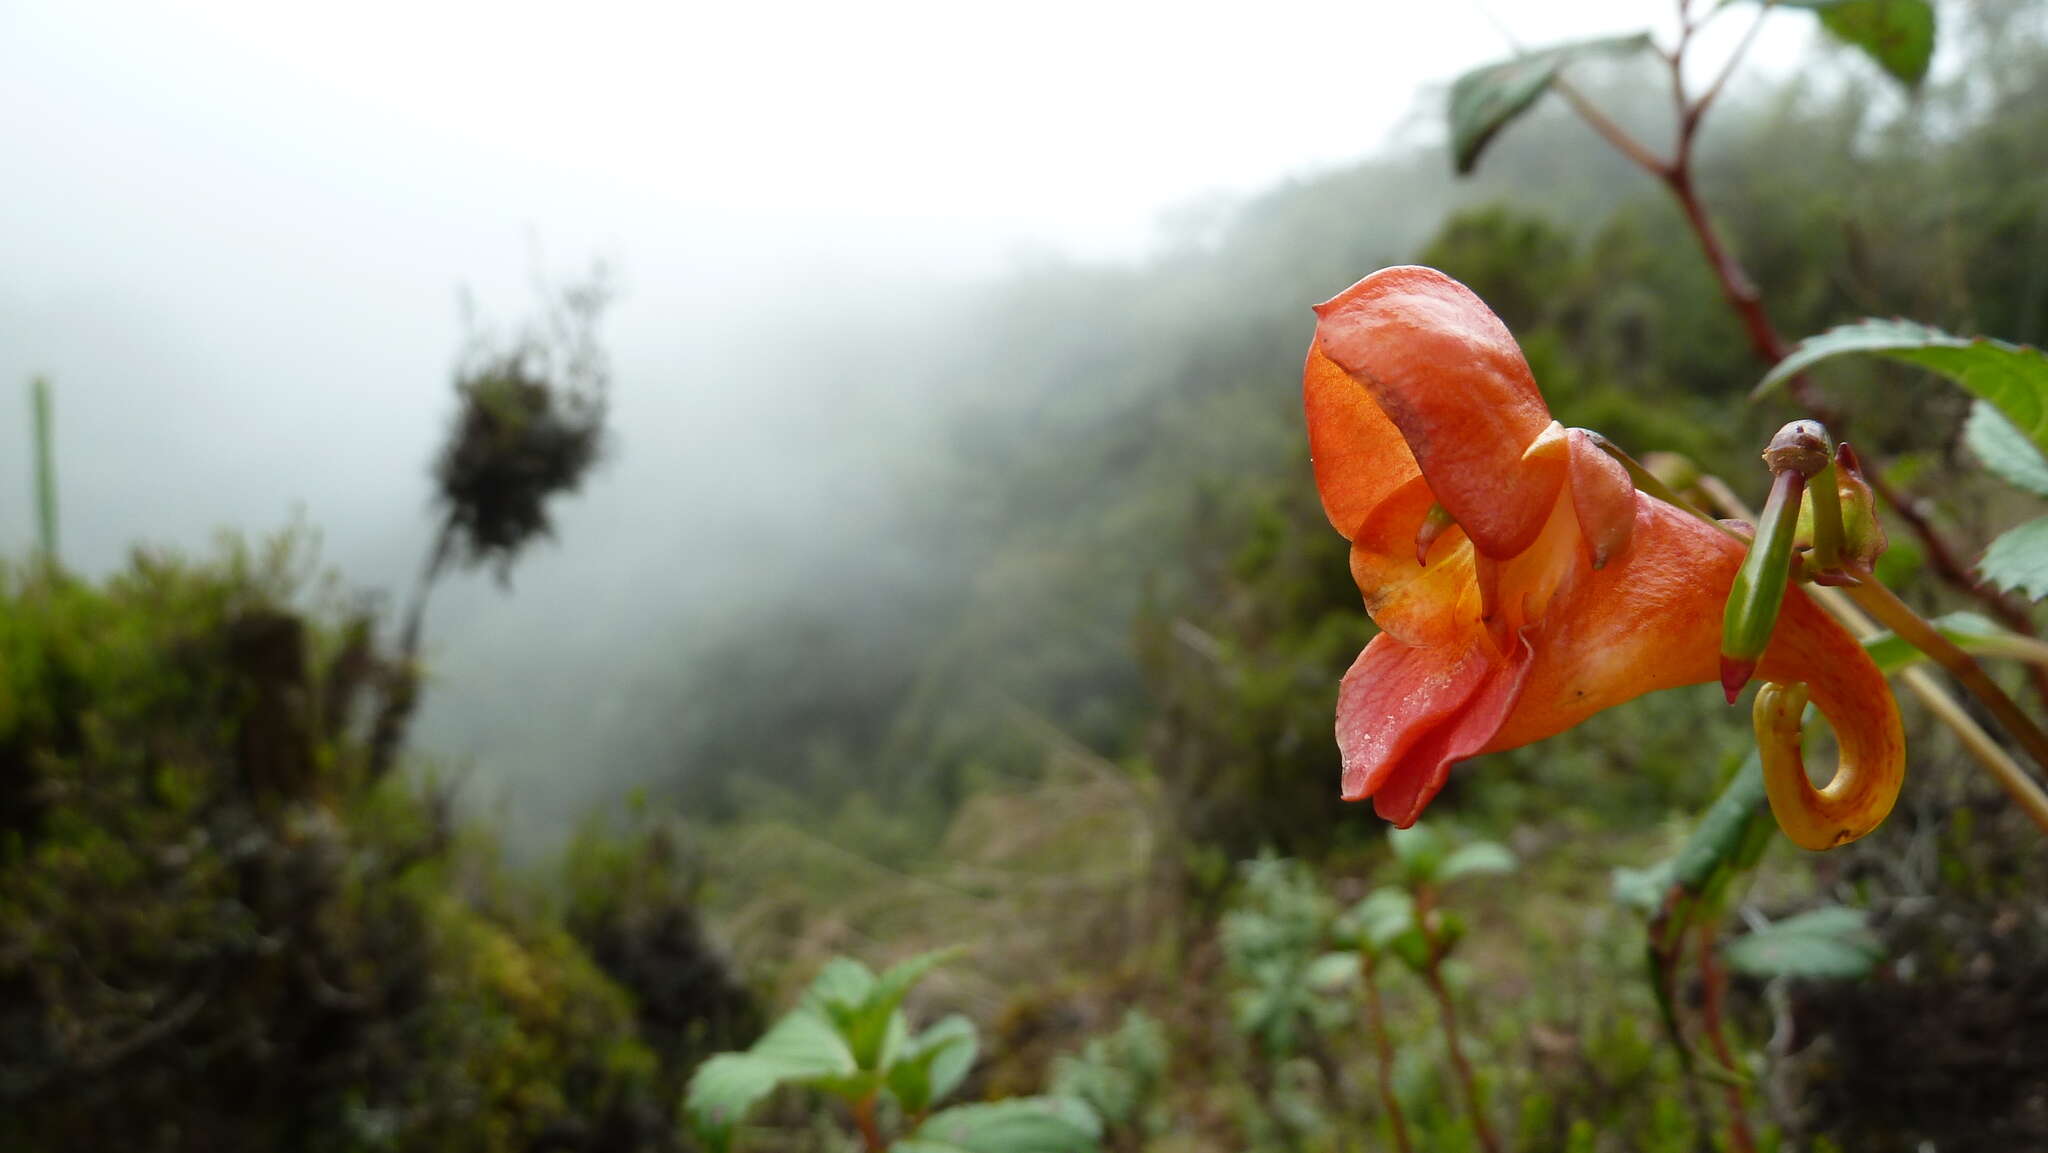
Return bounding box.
[0,0,1823,838]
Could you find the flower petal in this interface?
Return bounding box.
[1313,266,1563,558]
[1336,632,1534,826]
[1482,496,1904,792]
[1566,428,1635,569]
[1346,475,1483,648]
[1304,337,1421,539]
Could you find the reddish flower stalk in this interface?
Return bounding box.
[1359,956,1415,1153]
[1696,923,1758,1153]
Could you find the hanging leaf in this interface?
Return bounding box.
[1724,906,1884,979]
[684,1010,859,1148]
[1776,0,1935,86]
[1963,400,2048,498]
[1979,517,2048,601]
[1754,321,2048,461]
[888,1014,979,1115]
[1438,840,1518,882]
[898,1098,1104,1153]
[1448,34,1655,174]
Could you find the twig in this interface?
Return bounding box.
[1361,958,1415,1153]
[1548,3,2048,693]
[1696,924,1759,1153]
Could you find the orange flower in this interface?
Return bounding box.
[1306,266,1903,834]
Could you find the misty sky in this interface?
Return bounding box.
[1,0,1827,821]
[0,0,1820,572]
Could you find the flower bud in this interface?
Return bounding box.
[1721,468,1805,702]
[1762,420,1833,479]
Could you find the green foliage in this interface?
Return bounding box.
[897,1098,1101,1153]
[0,542,683,1152]
[1447,35,1655,174]
[1964,400,2048,497]
[1047,1011,1168,1144]
[1776,0,1938,86]
[683,950,1101,1153]
[888,1014,978,1117]
[1755,320,2048,461]
[1977,517,2048,600]
[1724,907,1885,979]
[1220,856,1348,1054]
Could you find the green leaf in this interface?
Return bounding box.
[1306,951,1361,993]
[1447,34,1655,174]
[803,957,877,1015]
[1724,906,1884,979]
[684,1010,859,1144]
[1387,824,1447,883]
[1438,840,1517,882]
[899,1098,1103,1153]
[1610,860,1677,915]
[1978,517,2048,601]
[813,946,963,1071]
[1754,321,2048,462]
[1777,0,1935,86]
[1670,755,1770,897]
[888,1014,978,1115]
[1345,887,1417,953]
[1861,609,2048,671]
[1964,401,2048,497]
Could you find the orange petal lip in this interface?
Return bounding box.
[1313,267,1563,559]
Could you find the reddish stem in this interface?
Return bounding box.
[1696,924,1758,1153]
[1561,17,2048,704]
[1362,957,1416,1153]
[852,1092,886,1153]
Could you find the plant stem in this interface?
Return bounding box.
[1361,957,1415,1153]
[1695,924,1758,1153]
[31,377,58,565]
[852,1091,886,1153]
[1553,11,2048,704]
[1422,960,1502,1153]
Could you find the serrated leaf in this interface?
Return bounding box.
[1979,517,2048,601]
[1778,0,1935,86]
[888,1013,978,1115]
[1448,34,1655,173]
[900,1098,1103,1153]
[1439,841,1517,882]
[1755,321,2048,462]
[1724,906,1883,979]
[1964,401,2048,497]
[684,1010,859,1144]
